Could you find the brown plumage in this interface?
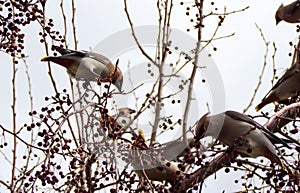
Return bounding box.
[114,108,136,127]
[195,111,290,167]
[41,45,123,91]
[255,63,300,111]
[275,0,300,24]
[131,129,183,184]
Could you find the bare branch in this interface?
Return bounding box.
[182,0,204,145]
[71,0,78,49]
[177,149,238,191]
[203,5,250,18]
[11,57,17,191]
[243,23,269,113]
[124,0,157,66]
[271,42,277,86]
[264,102,300,133]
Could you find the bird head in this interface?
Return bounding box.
[275,15,282,25]
[112,72,123,92]
[115,107,136,127]
[110,59,123,92]
[195,112,210,141]
[275,4,283,25]
[118,108,136,117]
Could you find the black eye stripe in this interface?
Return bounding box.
[198,127,206,137]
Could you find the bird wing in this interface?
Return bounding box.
[86,52,111,65]
[260,63,300,101]
[225,111,291,149]
[85,52,115,77]
[52,45,87,57]
[225,111,263,129]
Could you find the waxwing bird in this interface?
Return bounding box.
[131,129,183,184]
[114,107,136,127]
[41,45,123,91]
[255,63,300,111]
[275,0,300,24]
[195,110,290,167]
[160,138,199,161]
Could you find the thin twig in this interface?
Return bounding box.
[203,6,249,18]
[124,0,157,66]
[11,56,17,192]
[182,0,204,145]
[291,37,300,66]
[0,125,47,152]
[271,42,277,86]
[60,0,68,48]
[201,32,235,42]
[71,0,78,48]
[243,23,269,113]
[151,0,173,146]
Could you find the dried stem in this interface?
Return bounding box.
[243,23,269,113]
[11,57,17,192]
[271,42,277,86]
[71,0,78,49]
[124,0,157,66]
[182,0,204,145]
[151,0,173,146]
[60,0,68,48]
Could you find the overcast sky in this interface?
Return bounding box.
[0,1,299,192]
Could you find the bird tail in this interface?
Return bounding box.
[255,102,265,112]
[278,159,294,174]
[40,56,70,68]
[138,128,145,141]
[40,56,53,62]
[279,159,287,170]
[255,99,273,111]
[255,93,280,111]
[265,149,292,172]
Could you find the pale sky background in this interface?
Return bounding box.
[0,0,299,192]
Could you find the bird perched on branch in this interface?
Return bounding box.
[114,107,136,127]
[195,110,290,168]
[255,63,300,111]
[275,0,300,24]
[131,129,183,184]
[40,45,123,91]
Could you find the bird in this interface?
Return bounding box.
[159,138,198,161]
[275,0,300,24]
[255,63,300,111]
[40,45,123,91]
[131,129,183,184]
[194,110,290,168]
[114,107,136,127]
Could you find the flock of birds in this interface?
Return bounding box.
[39,0,300,184]
[195,1,300,170]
